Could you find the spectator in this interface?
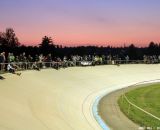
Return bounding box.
[27,55,33,69]
[0,52,6,71]
[7,63,21,76]
[39,54,44,68]
[32,62,40,71]
[8,53,15,63]
[45,54,52,67]
[63,56,68,68]
[125,55,129,64]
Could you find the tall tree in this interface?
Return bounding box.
[39,36,55,55]
[147,42,159,55]
[0,28,20,48]
[39,36,53,48]
[127,44,139,60]
[0,32,3,46]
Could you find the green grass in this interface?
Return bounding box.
[118,83,160,129]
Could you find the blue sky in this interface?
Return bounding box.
[0,0,160,46]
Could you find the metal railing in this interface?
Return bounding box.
[0,59,159,74]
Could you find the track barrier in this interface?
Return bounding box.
[0,59,154,74]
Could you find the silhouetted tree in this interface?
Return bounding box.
[0,28,20,48]
[39,36,55,55]
[127,44,139,60]
[147,42,159,55]
[0,32,4,46]
[39,36,52,47]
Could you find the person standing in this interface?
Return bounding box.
[0,52,6,71]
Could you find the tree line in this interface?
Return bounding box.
[0,28,160,60]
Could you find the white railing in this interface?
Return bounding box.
[0,59,158,73]
[124,94,160,122]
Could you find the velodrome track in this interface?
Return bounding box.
[0,64,160,130]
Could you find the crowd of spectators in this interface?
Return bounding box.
[1,52,160,74]
[143,55,160,64]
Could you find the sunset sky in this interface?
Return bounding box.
[0,0,160,46]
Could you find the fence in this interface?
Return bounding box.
[0,61,61,73]
[123,94,160,122]
[0,59,158,74]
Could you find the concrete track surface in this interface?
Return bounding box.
[99,86,140,130]
[0,65,160,130]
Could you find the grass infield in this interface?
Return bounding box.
[118,83,160,129]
